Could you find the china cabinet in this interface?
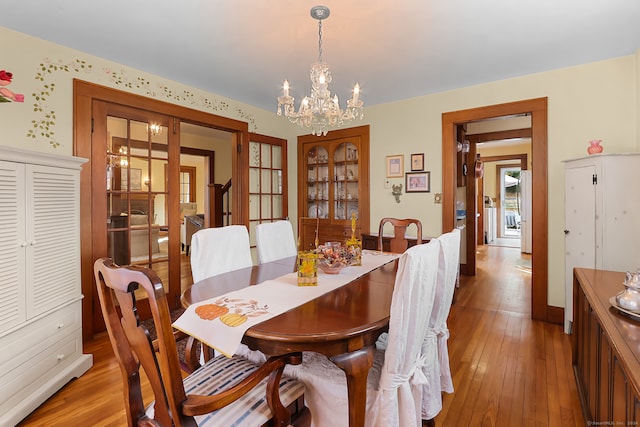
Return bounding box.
[0,146,92,425]
[297,126,369,249]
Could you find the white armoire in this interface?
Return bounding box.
[563,153,640,333]
[0,146,92,425]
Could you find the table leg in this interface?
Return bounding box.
[330,345,376,427]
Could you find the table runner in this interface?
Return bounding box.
[173,251,399,357]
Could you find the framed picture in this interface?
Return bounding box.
[386,154,404,178]
[406,171,431,193]
[121,168,142,190]
[410,153,425,171]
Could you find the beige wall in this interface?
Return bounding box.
[1,25,639,309]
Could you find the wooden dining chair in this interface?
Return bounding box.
[93,257,311,427]
[255,220,298,264]
[284,239,442,427]
[190,225,253,282]
[378,217,423,253]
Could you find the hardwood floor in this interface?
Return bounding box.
[436,245,584,426]
[18,245,584,426]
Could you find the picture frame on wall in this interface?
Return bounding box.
[410,153,425,171]
[386,154,404,178]
[121,168,142,191]
[406,171,431,192]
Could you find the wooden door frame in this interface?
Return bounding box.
[74,79,249,340]
[442,97,550,322]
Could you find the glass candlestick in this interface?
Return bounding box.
[345,212,362,266]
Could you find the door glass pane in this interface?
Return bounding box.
[249,142,260,167]
[261,144,271,168]
[272,145,282,169]
[150,159,167,193]
[272,170,282,194]
[261,195,271,218]
[249,195,260,220]
[249,168,260,193]
[273,195,283,218]
[261,169,271,193]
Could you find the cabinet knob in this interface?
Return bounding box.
[564,230,569,235]
[20,241,28,247]
[57,354,65,361]
[30,240,37,246]
[57,323,65,329]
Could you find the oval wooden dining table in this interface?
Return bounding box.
[181,255,399,427]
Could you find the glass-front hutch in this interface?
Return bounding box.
[297,125,369,249]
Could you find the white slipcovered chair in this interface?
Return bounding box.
[283,239,442,427]
[255,220,298,264]
[189,225,253,283]
[421,228,461,421]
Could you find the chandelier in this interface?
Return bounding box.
[277,5,364,136]
[148,123,162,136]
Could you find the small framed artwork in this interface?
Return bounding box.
[386,154,404,178]
[406,171,431,193]
[410,153,425,171]
[121,168,142,191]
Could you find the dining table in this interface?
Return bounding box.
[180,252,399,427]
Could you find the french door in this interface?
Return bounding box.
[92,101,181,327]
[75,80,253,339]
[248,133,288,251]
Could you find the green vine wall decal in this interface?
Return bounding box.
[29,57,258,148]
[28,59,92,147]
[235,107,257,132]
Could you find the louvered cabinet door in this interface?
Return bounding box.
[25,164,81,317]
[0,160,27,334]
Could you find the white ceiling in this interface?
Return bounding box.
[2,1,639,113]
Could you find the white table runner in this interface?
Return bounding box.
[173,251,399,357]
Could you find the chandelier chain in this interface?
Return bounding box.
[318,19,323,63]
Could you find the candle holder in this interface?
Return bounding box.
[297,251,319,286]
[345,212,362,266]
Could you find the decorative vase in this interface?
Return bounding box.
[587,139,603,155]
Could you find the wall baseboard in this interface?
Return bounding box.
[547,305,564,325]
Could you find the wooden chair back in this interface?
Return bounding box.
[94,257,189,426]
[378,217,423,253]
[93,257,309,426]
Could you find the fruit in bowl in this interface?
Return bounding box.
[316,242,353,274]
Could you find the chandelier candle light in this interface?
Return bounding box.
[277,5,364,136]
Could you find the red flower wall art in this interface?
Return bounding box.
[0,70,24,102]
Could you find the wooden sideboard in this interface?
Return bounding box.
[572,268,640,424]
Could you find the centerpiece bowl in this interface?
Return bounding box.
[317,242,352,274]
